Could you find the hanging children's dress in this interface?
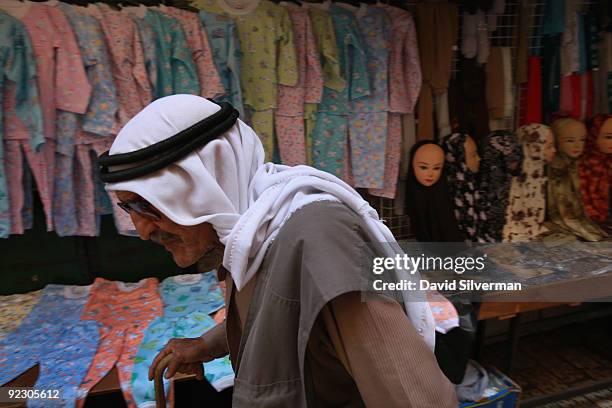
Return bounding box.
[1,2,91,235]
[348,4,390,189]
[162,5,225,99]
[88,3,151,132]
[125,6,159,94]
[0,11,43,238]
[303,5,345,165]
[311,3,369,179]
[54,3,118,237]
[199,9,244,117]
[369,4,420,199]
[275,3,323,166]
[143,9,200,98]
[86,3,152,235]
[195,0,298,161]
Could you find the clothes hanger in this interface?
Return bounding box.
[165,0,198,12]
[140,0,162,6]
[333,0,360,6]
[96,0,131,10]
[0,0,24,5]
[167,0,199,12]
[389,0,406,9]
[116,0,139,7]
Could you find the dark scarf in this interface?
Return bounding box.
[478,130,524,242]
[406,141,464,242]
[441,133,490,242]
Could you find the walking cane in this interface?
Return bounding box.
[154,354,174,408]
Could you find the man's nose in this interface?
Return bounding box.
[131,214,157,241]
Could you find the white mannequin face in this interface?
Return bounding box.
[413,144,444,187]
[556,120,587,158]
[464,135,480,173]
[596,118,612,154]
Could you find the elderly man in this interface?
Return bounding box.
[100,95,457,407]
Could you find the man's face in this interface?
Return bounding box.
[115,191,223,268]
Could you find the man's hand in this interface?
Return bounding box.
[148,337,213,381]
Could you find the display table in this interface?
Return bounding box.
[468,242,612,407]
[2,242,610,407]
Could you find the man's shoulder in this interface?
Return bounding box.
[278,200,364,242]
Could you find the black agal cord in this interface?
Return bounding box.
[98,102,239,183]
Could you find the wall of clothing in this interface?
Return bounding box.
[519,0,611,125]
[0,0,611,239]
[0,272,233,408]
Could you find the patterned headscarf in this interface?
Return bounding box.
[578,114,612,223]
[479,130,524,242]
[548,119,607,241]
[441,133,490,242]
[502,124,550,242]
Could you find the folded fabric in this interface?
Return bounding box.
[0,290,42,340]
[132,312,234,408]
[455,360,490,402]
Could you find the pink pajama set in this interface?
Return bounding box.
[52,3,119,237]
[161,6,225,99]
[3,3,91,234]
[79,4,153,236]
[369,5,421,199]
[76,278,163,408]
[275,3,323,166]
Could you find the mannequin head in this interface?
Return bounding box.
[518,123,554,164]
[543,128,556,163]
[551,118,587,159]
[595,117,612,154]
[412,143,445,187]
[464,135,480,173]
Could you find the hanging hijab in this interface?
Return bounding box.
[104,95,435,347]
[502,124,551,242]
[548,118,607,241]
[578,114,612,224]
[478,130,524,242]
[406,141,464,242]
[441,133,490,242]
